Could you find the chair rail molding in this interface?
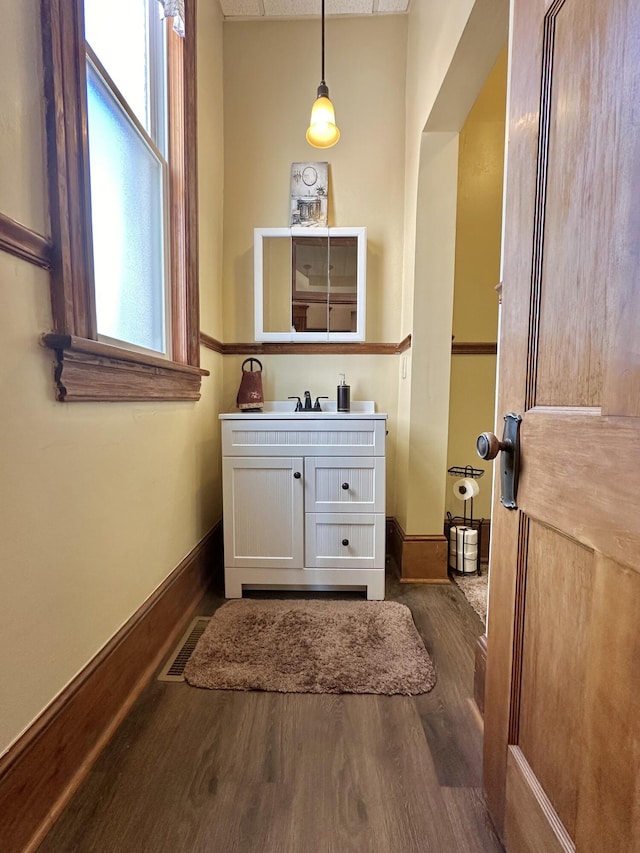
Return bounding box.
[0,213,52,269]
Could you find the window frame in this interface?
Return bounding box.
[40,0,206,402]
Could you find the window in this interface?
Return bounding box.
[40,0,205,401]
[85,0,169,356]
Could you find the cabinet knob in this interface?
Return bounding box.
[342,538,349,546]
[293,471,301,479]
[342,482,349,490]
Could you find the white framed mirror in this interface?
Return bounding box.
[254,226,366,342]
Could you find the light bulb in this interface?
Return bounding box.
[306,94,340,149]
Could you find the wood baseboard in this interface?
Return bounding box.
[474,633,488,716]
[0,522,223,853]
[387,518,449,583]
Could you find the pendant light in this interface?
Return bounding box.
[306,0,340,148]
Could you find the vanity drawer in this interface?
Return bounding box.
[305,513,385,569]
[222,419,385,457]
[305,457,385,513]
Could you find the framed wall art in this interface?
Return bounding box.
[290,161,328,227]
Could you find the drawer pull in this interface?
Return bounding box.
[342,538,349,546]
[342,482,349,490]
[293,471,301,479]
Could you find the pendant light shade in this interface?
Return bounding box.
[306,84,340,148]
[306,1,340,148]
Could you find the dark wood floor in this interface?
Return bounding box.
[39,567,503,853]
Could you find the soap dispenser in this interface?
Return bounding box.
[337,373,350,412]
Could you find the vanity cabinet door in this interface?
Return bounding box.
[223,457,304,569]
[305,457,385,513]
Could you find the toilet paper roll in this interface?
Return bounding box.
[452,477,480,501]
[457,543,478,555]
[449,552,478,573]
[450,526,478,549]
[448,525,479,572]
[460,556,478,573]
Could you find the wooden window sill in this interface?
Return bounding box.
[42,334,208,402]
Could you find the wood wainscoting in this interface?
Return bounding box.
[387,517,449,583]
[0,523,223,853]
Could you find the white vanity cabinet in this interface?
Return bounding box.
[220,403,387,600]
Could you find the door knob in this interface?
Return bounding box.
[342,538,349,546]
[477,413,522,510]
[342,482,349,490]
[477,432,512,460]
[293,471,301,479]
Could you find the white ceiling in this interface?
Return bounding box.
[218,0,410,20]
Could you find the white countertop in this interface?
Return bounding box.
[219,401,387,420]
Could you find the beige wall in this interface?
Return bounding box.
[0,1,225,757]
[222,16,407,346]
[451,47,506,344]
[403,131,459,533]
[221,15,407,516]
[446,47,507,521]
[395,0,508,534]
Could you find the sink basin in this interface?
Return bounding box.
[219,400,383,419]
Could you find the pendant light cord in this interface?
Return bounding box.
[321,0,326,85]
[306,0,339,146]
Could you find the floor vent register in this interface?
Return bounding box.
[157,616,210,682]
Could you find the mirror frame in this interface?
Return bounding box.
[254,226,367,342]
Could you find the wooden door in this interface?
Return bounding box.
[484,0,640,851]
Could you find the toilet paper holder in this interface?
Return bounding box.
[447,466,483,524]
[447,465,484,575]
